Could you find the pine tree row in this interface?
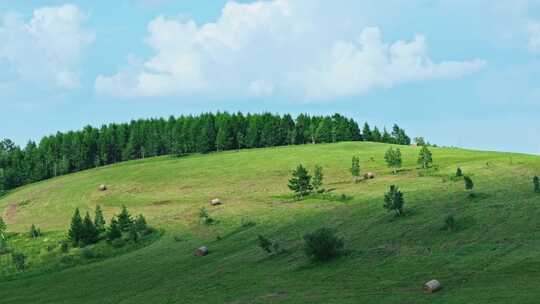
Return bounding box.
[0,112,411,192]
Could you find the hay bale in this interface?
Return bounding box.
[364,172,375,179]
[99,184,107,191]
[196,246,209,256]
[210,198,222,206]
[423,279,441,293]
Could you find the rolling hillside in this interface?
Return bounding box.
[1,142,540,304]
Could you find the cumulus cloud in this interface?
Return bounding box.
[0,4,93,89]
[302,27,486,99]
[95,0,485,100]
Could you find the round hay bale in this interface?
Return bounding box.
[210,198,222,206]
[364,172,375,179]
[99,184,107,191]
[423,279,441,293]
[196,246,209,256]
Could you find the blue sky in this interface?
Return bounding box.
[1,1,540,154]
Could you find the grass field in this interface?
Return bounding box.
[1,141,540,303]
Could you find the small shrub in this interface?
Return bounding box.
[257,235,281,255]
[173,235,183,242]
[199,207,214,225]
[0,238,11,255]
[534,176,540,193]
[29,224,42,238]
[383,185,405,216]
[456,167,463,177]
[257,235,273,254]
[303,228,344,262]
[464,176,474,196]
[443,214,457,231]
[111,238,126,248]
[11,251,27,270]
[81,247,96,259]
[59,240,69,253]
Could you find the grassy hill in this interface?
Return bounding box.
[1,142,540,304]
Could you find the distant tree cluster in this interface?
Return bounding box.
[68,205,149,247]
[0,113,412,192]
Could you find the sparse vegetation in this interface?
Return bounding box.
[199,207,214,225]
[257,235,280,255]
[350,156,361,183]
[443,214,457,231]
[29,224,41,238]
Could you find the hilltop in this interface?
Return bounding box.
[1,142,540,304]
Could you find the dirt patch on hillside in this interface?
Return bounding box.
[151,200,173,206]
[3,203,17,220]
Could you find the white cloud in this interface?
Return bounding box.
[302,27,486,99]
[528,21,540,53]
[96,0,485,101]
[0,4,93,89]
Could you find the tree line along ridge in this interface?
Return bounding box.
[0,112,412,192]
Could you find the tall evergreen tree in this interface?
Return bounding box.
[68,208,84,246]
[94,205,106,233]
[362,123,373,142]
[288,165,313,197]
[117,205,133,231]
[107,217,122,241]
[371,127,382,142]
[315,117,333,143]
[82,212,99,245]
[312,165,324,192]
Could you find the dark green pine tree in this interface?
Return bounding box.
[362,122,373,142]
[371,127,382,142]
[117,205,133,231]
[381,127,392,143]
[107,217,122,241]
[312,165,324,192]
[68,208,84,246]
[94,205,106,233]
[315,117,333,143]
[82,212,99,245]
[288,165,313,197]
[134,214,148,232]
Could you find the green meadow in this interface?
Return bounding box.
[1,141,540,303]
